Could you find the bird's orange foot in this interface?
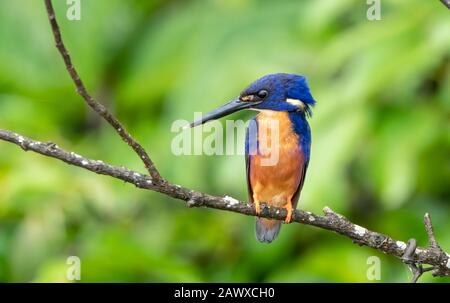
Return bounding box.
[284,203,293,224]
[252,193,261,215]
[254,200,261,216]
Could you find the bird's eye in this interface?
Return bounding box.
[257,90,268,99]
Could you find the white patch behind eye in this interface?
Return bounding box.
[286,98,305,109]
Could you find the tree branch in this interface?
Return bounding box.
[43,0,161,181]
[1,129,449,281]
[0,0,448,282]
[440,0,450,9]
[399,213,449,282]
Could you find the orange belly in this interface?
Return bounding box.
[249,111,304,208]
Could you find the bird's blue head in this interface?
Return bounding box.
[189,73,316,128]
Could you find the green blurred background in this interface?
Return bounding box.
[0,0,449,282]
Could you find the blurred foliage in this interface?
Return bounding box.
[0,0,449,282]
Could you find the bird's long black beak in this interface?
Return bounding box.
[186,97,258,128]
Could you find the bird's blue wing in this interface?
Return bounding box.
[288,112,312,209]
[291,160,309,209]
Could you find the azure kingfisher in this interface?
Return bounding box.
[188,73,315,243]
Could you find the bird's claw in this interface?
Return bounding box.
[284,205,293,224]
[254,201,261,216]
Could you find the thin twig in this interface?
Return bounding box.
[424,213,440,249]
[1,129,449,280]
[43,0,162,181]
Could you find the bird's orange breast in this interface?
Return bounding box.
[249,111,305,208]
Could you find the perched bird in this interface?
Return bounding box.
[188,73,315,243]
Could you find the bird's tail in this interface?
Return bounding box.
[255,218,281,243]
